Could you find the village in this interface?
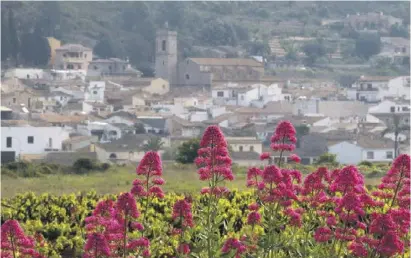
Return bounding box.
[1,23,410,167]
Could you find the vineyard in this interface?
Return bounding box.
[1,122,410,258]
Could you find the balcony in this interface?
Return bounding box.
[63,57,86,63]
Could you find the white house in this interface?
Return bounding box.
[368,100,410,126]
[226,137,263,154]
[1,126,70,160]
[4,68,46,80]
[85,81,105,103]
[347,76,410,102]
[328,135,395,164]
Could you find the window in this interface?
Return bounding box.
[250,146,254,152]
[241,96,244,100]
[28,136,34,144]
[390,106,395,112]
[109,153,117,159]
[78,64,82,69]
[162,85,166,89]
[12,98,16,104]
[239,146,243,152]
[6,137,12,148]
[386,151,393,159]
[63,54,66,57]
[27,74,30,79]
[217,91,224,97]
[161,40,166,51]
[367,84,372,89]
[162,60,165,65]
[402,106,410,111]
[48,138,53,148]
[109,66,112,70]
[85,54,87,58]
[185,74,190,80]
[93,91,98,94]
[367,151,374,159]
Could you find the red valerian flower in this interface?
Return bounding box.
[270,121,297,152]
[289,154,301,163]
[84,232,111,258]
[248,203,259,211]
[262,165,282,184]
[195,125,233,182]
[349,240,368,257]
[369,213,396,235]
[136,151,163,176]
[178,243,191,255]
[93,199,116,217]
[116,192,140,219]
[260,152,271,160]
[247,211,261,225]
[221,238,247,258]
[1,220,44,258]
[377,231,404,256]
[329,165,364,194]
[313,227,333,243]
[172,199,194,228]
[127,237,150,250]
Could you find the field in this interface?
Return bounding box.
[1,163,383,199]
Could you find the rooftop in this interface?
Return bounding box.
[189,58,263,67]
[56,44,92,52]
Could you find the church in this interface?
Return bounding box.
[155,25,267,88]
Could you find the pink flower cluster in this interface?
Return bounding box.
[172,198,194,228]
[221,237,247,258]
[84,193,150,257]
[1,220,44,258]
[195,126,233,183]
[270,121,297,152]
[131,151,165,199]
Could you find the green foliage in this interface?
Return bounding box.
[302,41,327,65]
[176,138,200,164]
[245,41,271,56]
[200,19,238,46]
[7,9,20,64]
[143,137,165,152]
[2,161,58,178]
[295,124,310,148]
[355,32,381,60]
[20,27,51,66]
[390,24,409,38]
[93,34,117,59]
[314,153,339,166]
[358,160,373,167]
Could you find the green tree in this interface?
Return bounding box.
[389,24,409,38]
[156,2,185,29]
[175,138,200,164]
[355,33,381,60]
[200,19,238,46]
[1,9,10,61]
[20,28,51,67]
[36,1,61,38]
[295,124,310,148]
[315,153,339,166]
[246,41,271,56]
[381,115,410,158]
[302,41,327,65]
[135,123,146,134]
[93,34,116,59]
[143,137,165,152]
[8,9,20,65]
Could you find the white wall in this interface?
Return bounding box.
[50,86,84,100]
[384,76,410,100]
[328,141,363,164]
[85,81,105,103]
[212,89,231,99]
[104,116,135,126]
[362,148,394,162]
[190,112,208,122]
[5,68,45,79]
[369,100,410,114]
[1,127,70,155]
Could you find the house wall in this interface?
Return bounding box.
[190,112,208,122]
[229,141,263,154]
[174,97,199,107]
[54,49,93,71]
[182,127,201,137]
[328,141,363,164]
[52,94,73,106]
[380,76,410,100]
[233,159,264,166]
[143,78,170,95]
[85,81,105,103]
[238,88,260,107]
[362,148,394,162]
[4,68,45,80]
[104,116,135,126]
[1,127,70,155]
[1,91,41,110]
[87,61,128,77]
[178,59,213,87]
[50,87,85,100]
[132,96,146,106]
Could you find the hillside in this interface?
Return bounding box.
[2,1,409,73]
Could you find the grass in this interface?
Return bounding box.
[1,164,248,199]
[1,163,383,199]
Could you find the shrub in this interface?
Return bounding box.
[359,160,373,167]
[72,158,95,173]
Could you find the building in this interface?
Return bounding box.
[344,12,402,32]
[154,26,265,88]
[155,25,178,87]
[368,100,410,126]
[293,99,370,118]
[226,136,263,154]
[328,135,395,164]
[1,126,70,162]
[47,37,62,66]
[142,78,170,95]
[347,76,392,102]
[54,44,93,70]
[4,68,46,80]
[85,81,105,103]
[87,58,141,77]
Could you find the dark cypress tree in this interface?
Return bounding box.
[8,9,20,65]
[93,35,116,59]
[1,9,10,61]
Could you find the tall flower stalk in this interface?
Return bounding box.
[195,125,233,257]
